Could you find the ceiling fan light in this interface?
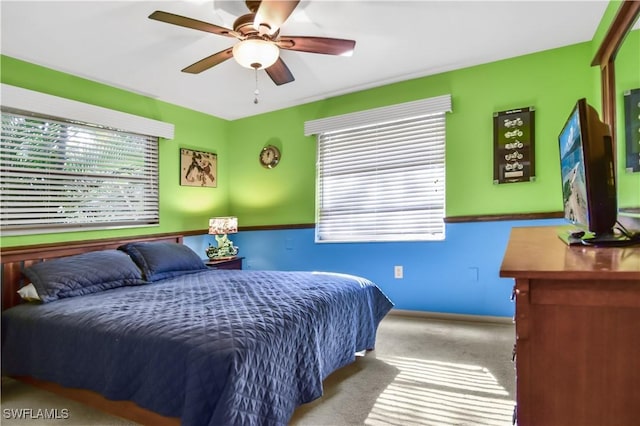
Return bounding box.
[233,39,279,70]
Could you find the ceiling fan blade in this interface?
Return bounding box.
[182,48,234,74]
[265,58,295,85]
[277,36,355,56]
[149,11,238,38]
[254,0,300,35]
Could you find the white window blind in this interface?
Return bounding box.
[1,110,159,234]
[309,95,451,242]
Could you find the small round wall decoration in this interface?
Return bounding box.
[259,145,281,168]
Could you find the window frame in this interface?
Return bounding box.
[0,85,173,236]
[306,95,452,243]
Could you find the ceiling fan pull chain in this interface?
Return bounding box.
[253,67,260,104]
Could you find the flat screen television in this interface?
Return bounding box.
[557,98,635,246]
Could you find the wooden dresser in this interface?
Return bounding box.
[500,226,640,426]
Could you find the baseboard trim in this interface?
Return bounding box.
[388,309,513,324]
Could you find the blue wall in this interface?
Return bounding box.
[185,218,565,318]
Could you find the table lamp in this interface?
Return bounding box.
[206,217,239,260]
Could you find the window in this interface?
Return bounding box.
[305,95,451,242]
[1,110,159,234]
[0,84,174,235]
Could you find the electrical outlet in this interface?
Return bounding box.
[394,265,403,279]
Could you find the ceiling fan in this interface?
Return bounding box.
[149,0,356,86]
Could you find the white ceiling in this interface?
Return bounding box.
[1,0,612,120]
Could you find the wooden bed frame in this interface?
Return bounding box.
[1,233,185,425]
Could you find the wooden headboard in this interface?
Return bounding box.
[1,233,184,310]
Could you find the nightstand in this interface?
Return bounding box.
[205,257,243,270]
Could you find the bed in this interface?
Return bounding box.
[1,233,393,426]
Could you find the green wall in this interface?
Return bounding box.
[228,41,604,224]
[0,56,231,247]
[2,3,638,245]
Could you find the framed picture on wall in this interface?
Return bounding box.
[180,148,217,187]
[624,88,640,173]
[493,107,535,184]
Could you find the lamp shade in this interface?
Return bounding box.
[209,217,238,235]
[232,39,279,70]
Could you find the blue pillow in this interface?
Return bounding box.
[118,242,207,282]
[23,250,146,303]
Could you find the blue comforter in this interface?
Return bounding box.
[2,269,393,425]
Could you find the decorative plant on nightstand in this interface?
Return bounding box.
[206,217,239,260]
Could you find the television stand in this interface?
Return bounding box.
[557,226,640,247]
[581,231,640,247]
